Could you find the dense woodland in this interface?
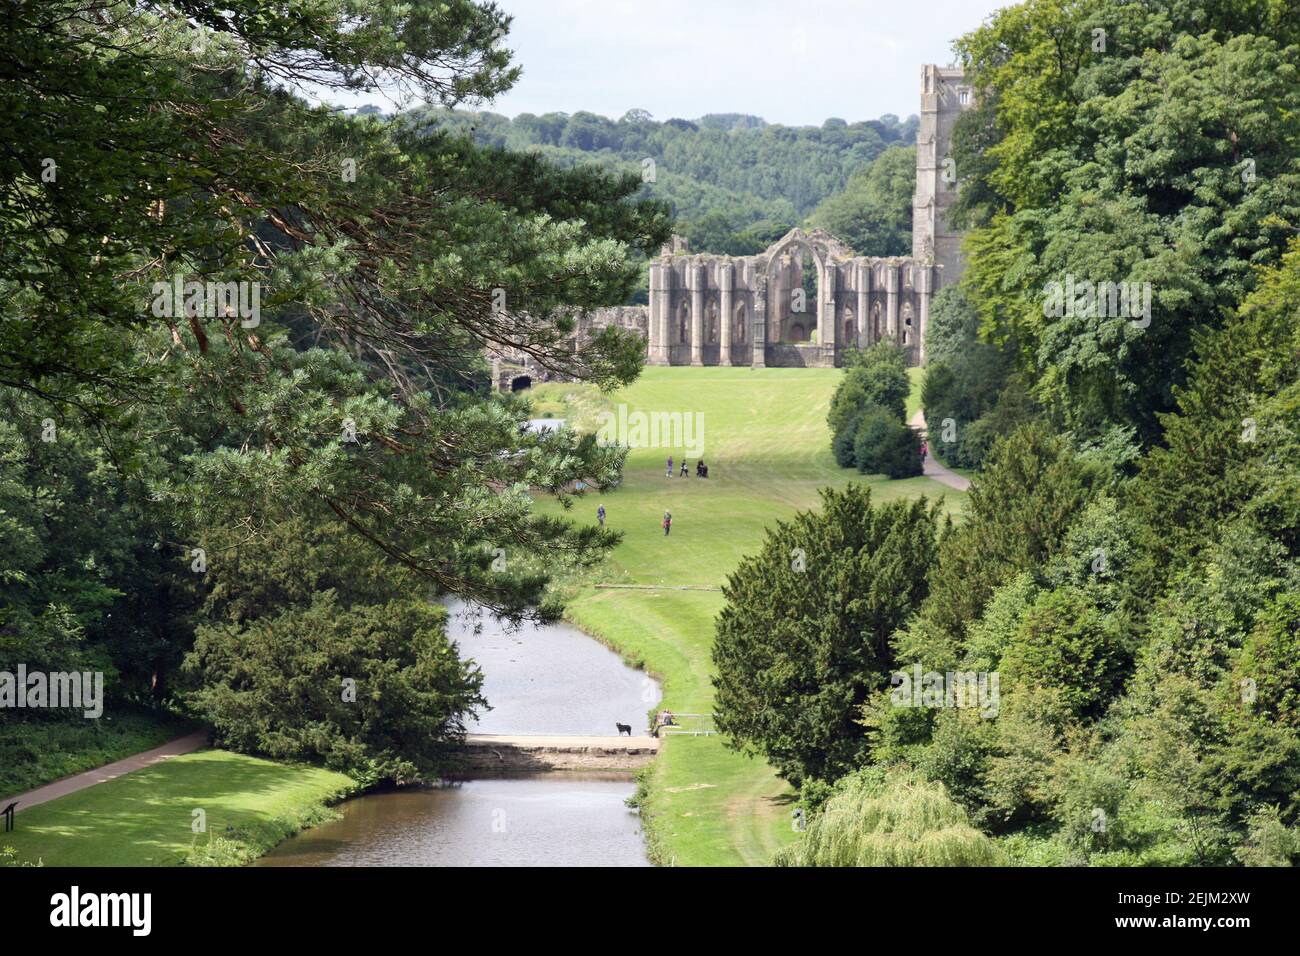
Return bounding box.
[410,105,920,278]
[1,0,668,790]
[717,0,1300,866]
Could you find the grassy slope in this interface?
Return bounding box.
[534,366,965,866]
[3,749,354,867]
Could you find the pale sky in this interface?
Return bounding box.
[477,0,1015,125]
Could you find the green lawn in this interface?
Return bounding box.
[533,365,965,866]
[2,749,354,867]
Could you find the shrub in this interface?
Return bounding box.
[854,407,922,478]
[828,343,910,436]
[875,419,924,479]
[832,410,862,468]
[851,405,894,472]
[185,592,484,781]
[775,769,1005,866]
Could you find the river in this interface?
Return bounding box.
[258,600,660,866]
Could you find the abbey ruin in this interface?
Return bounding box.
[646,65,972,370]
[495,65,972,389]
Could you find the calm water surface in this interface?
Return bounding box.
[258,600,660,866]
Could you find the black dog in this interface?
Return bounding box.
[615,722,632,736]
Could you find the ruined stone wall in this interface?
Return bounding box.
[646,228,935,368]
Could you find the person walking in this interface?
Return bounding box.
[662,510,672,536]
[666,456,673,478]
[680,460,689,477]
[597,504,606,526]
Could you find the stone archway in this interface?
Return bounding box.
[766,232,829,345]
[677,301,690,344]
[734,302,747,344]
[510,375,532,392]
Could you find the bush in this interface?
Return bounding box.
[876,419,924,479]
[831,411,861,468]
[851,405,894,472]
[775,769,1005,866]
[185,592,484,782]
[855,410,922,478]
[829,343,910,436]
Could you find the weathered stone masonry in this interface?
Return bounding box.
[646,227,936,368]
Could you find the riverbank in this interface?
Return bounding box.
[2,748,355,867]
[532,366,967,865]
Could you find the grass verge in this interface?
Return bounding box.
[2,749,355,867]
[0,709,197,802]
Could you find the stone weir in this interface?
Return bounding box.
[455,733,659,772]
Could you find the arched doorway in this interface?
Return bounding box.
[510,375,532,392]
[788,322,808,342]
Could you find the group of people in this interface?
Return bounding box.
[665,456,708,478]
[592,455,713,537]
[651,709,677,737]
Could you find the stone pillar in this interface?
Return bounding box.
[885,264,900,343]
[752,276,768,368]
[719,263,734,366]
[856,262,870,348]
[916,263,934,365]
[648,263,666,364]
[820,263,835,356]
[689,262,705,366]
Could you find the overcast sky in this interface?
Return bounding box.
[470,0,1014,126]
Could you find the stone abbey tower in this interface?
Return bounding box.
[644,64,974,370]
